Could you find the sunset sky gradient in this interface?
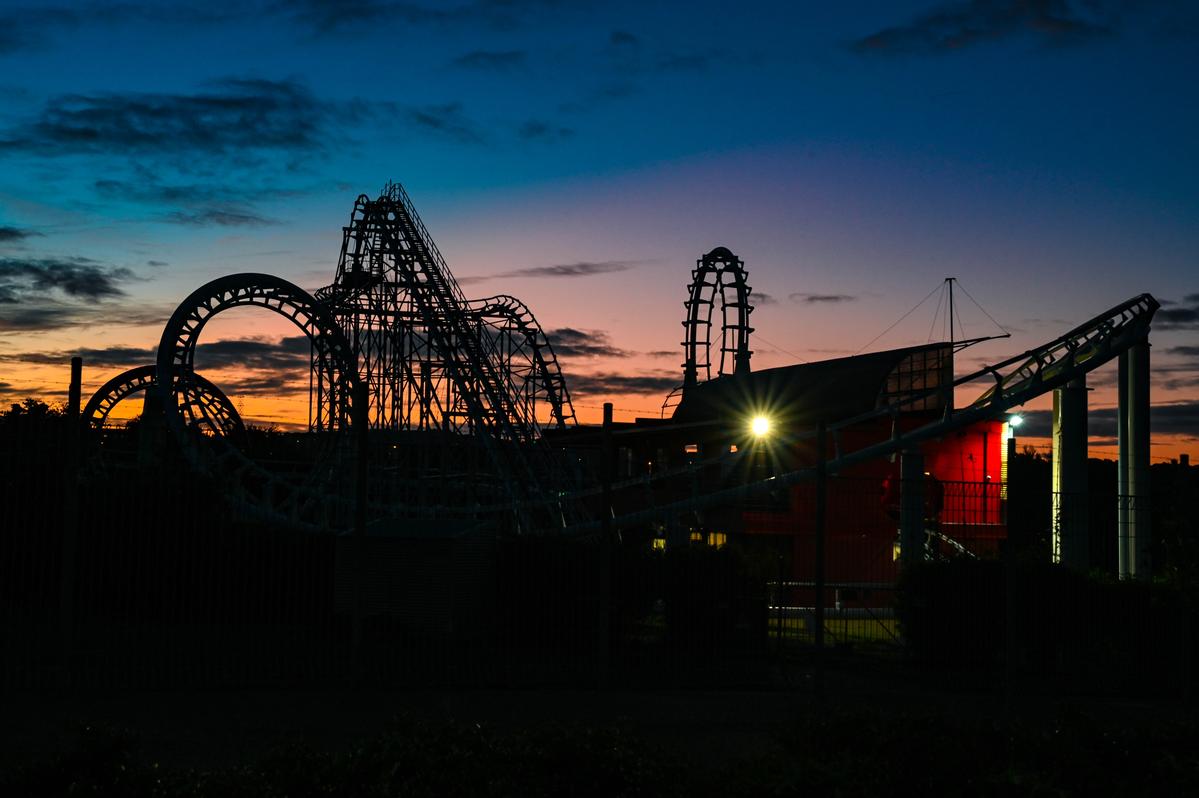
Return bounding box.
[0,0,1196,459]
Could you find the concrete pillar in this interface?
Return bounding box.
[1117,354,1130,579]
[900,450,924,564]
[1123,340,1152,579]
[1052,376,1088,568]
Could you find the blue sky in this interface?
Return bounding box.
[0,0,1196,453]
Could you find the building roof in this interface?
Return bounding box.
[670,342,951,429]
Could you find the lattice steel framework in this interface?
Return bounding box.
[82,185,584,531]
[152,273,362,528]
[311,183,582,528]
[82,364,245,440]
[662,246,756,414]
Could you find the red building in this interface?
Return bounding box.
[664,341,1009,585]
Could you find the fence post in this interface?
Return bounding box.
[58,356,82,688]
[351,382,368,684]
[900,450,924,564]
[600,402,614,684]
[813,423,827,698]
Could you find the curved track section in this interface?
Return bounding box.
[156,273,360,528]
[467,295,577,429]
[81,364,245,440]
[157,273,357,434]
[682,246,755,388]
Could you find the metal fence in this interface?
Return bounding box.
[2,423,1196,695]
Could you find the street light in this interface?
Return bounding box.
[751,415,771,438]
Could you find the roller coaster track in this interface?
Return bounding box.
[465,294,578,429]
[339,183,583,529]
[565,293,1160,532]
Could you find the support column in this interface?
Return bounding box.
[1052,376,1088,568]
[1124,340,1152,579]
[1117,354,1130,578]
[67,356,82,417]
[900,450,924,564]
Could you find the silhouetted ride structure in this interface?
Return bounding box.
[80,182,1160,564]
[82,183,584,532]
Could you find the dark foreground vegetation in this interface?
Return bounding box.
[5,708,1199,797]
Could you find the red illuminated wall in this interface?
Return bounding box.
[742,415,1006,584]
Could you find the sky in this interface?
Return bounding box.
[0,0,1196,460]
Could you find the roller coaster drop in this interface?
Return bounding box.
[83,182,1160,539]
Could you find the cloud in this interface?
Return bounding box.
[0,78,332,161]
[1154,296,1199,329]
[451,49,526,70]
[282,0,566,33]
[0,294,171,333]
[752,292,778,306]
[2,344,154,368]
[1,333,309,381]
[0,3,227,55]
[462,260,637,284]
[0,225,40,242]
[547,328,628,359]
[1166,346,1199,358]
[789,292,858,304]
[193,335,311,372]
[163,207,278,227]
[609,30,639,49]
[146,260,168,267]
[518,119,574,141]
[0,256,133,300]
[94,171,312,228]
[568,371,679,396]
[655,53,717,72]
[403,102,484,143]
[851,0,1117,55]
[502,260,635,279]
[1017,402,1199,440]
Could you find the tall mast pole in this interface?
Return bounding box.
[947,276,955,350]
[947,277,955,412]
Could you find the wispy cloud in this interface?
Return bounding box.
[451,49,527,70]
[0,297,170,332]
[0,256,133,301]
[461,259,637,284]
[282,0,566,33]
[403,102,484,143]
[193,335,311,372]
[789,292,858,304]
[1155,295,1199,329]
[569,371,679,396]
[2,343,154,368]
[0,225,41,243]
[547,328,628,359]
[163,207,279,227]
[518,119,574,141]
[851,0,1118,55]
[0,78,332,160]
[2,336,313,387]
[0,3,228,55]
[0,255,165,332]
[1017,402,1199,440]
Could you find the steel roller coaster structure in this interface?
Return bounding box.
[83,182,1160,543]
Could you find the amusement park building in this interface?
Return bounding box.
[610,342,1009,584]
